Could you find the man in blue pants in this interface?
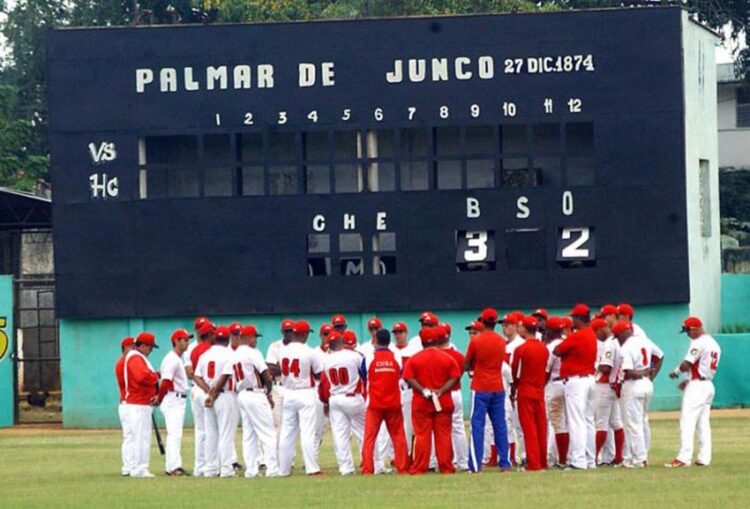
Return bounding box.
[464,308,511,472]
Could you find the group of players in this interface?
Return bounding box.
[114,303,721,477]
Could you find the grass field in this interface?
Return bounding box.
[1,410,748,508]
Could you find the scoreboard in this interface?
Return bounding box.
[47,7,693,319]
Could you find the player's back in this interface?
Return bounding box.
[279,341,321,390]
[233,344,267,391]
[197,345,234,390]
[619,335,652,376]
[690,334,721,380]
[323,349,362,396]
[466,330,506,392]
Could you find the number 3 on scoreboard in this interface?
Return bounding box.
[556,226,596,267]
[456,230,496,271]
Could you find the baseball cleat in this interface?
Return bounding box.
[232,462,244,471]
[664,459,687,468]
[308,471,327,476]
[695,462,709,467]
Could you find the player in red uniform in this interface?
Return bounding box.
[403,325,461,475]
[115,337,135,476]
[360,329,410,475]
[437,328,469,471]
[512,316,550,471]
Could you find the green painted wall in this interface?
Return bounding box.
[720,274,750,331]
[713,333,750,408]
[61,303,698,428]
[0,275,14,427]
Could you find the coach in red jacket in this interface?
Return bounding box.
[403,325,461,474]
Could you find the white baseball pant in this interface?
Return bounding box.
[545,381,567,466]
[190,386,208,476]
[160,392,186,473]
[401,389,414,452]
[228,392,240,466]
[329,394,366,475]
[278,388,320,475]
[595,383,620,464]
[126,404,153,476]
[510,400,525,463]
[621,378,653,466]
[271,384,285,431]
[314,396,326,462]
[451,391,469,470]
[237,390,280,477]
[204,392,236,477]
[676,380,715,466]
[563,375,596,469]
[118,403,135,475]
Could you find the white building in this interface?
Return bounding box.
[718,63,750,170]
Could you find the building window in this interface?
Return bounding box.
[738,87,750,128]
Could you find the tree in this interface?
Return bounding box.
[0,85,48,191]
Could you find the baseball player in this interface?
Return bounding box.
[331,314,348,333]
[501,312,526,466]
[360,329,410,475]
[185,320,215,477]
[123,332,159,478]
[194,326,237,478]
[464,309,511,472]
[592,318,624,466]
[408,311,439,348]
[277,320,324,476]
[553,304,597,469]
[157,328,192,476]
[544,317,569,467]
[233,324,280,477]
[612,320,653,468]
[665,317,721,468]
[404,325,461,474]
[115,336,135,476]
[437,327,468,471]
[319,331,366,475]
[512,316,550,471]
[391,321,420,454]
[312,324,331,466]
[265,319,295,430]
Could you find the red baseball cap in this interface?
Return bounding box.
[194,316,209,331]
[327,331,344,344]
[568,303,590,317]
[433,324,449,341]
[419,311,439,327]
[342,330,357,347]
[368,317,383,330]
[419,327,438,345]
[521,315,538,329]
[121,337,135,349]
[562,317,574,329]
[171,328,194,343]
[590,318,608,331]
[229,322,242,335]
[478,308,498,324]
[293,320,311,334]
[501,313,521,325]
[198,321,215,336]
[136,332,158,348]
[617,303,635,318]
[681,316,703,333]
[391,322,408,333]
[441,322,452,335]
[600,304,618,316]
[465,320,483,332]
[320,324,333,336]
[281,319,295,332]
[241,325,262,337]
[531,308,548,320]
[331,314,347,327]
[545,317,564,331]
[214,326,230,340]
[611,321,631,336]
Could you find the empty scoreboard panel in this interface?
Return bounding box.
[47,7,690,318]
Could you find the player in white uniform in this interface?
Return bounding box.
[591,319,624,466]
[313,324,332,464]
[184,319,214,477]
[666,317,722,467]
[277,320,324,476]
[318,331,366,475]
[544,317,569,468]
[158,328,191,476]
[502,312,526,466]
[612,321,653,468]
[194,326,237,477]
[265,319,295,431]
[233,324,280,477]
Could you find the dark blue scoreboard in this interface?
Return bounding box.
[47,7,690,319]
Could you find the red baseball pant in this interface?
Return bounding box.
[518,396,548,471]
[361,407,410,474]
[410,407,454,474]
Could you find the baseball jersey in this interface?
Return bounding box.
[190,342,212,372]
[684,334,721,381]
[512,339,549,400]
[195,345,235,392]
[322,349,363,396]
[363,347,403,409]
[596,337,620,384]
[403,348,461,413]
[278,341,323,390]
[465,330,506,392]
[265,339,283,365]
[233,345,269,391]
[358,341,399,358]
[184,340,199,368]
[546,338,563,380]
[442,347,465,391]
[160,350,188,393]
[556,327,597,378]
[505,335,526,365]
[124,350,158,405]
[502,362,513,391]
[115,356,126,402]
[618,335,652,380]
[631,323,664,360]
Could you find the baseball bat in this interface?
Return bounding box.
[152,413,165,455]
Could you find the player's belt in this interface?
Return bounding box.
[552,377,562,382]
[244,388,266,393]
[691,375,708,381]
[169,392,187,399]
[561,374,593,382]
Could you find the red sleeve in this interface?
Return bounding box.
[318,373,331,405]
[555,335,575,357]
[191,345,205,370]
[465,340,475,365]
[129,355,159,385]
[157,379,173,404]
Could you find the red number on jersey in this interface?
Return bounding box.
[328,367,350,386]
[207,361,215,379]
[281,358,301,377]
[710,352,719,370]
[233,363,245,381]
[640,348,648,367]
